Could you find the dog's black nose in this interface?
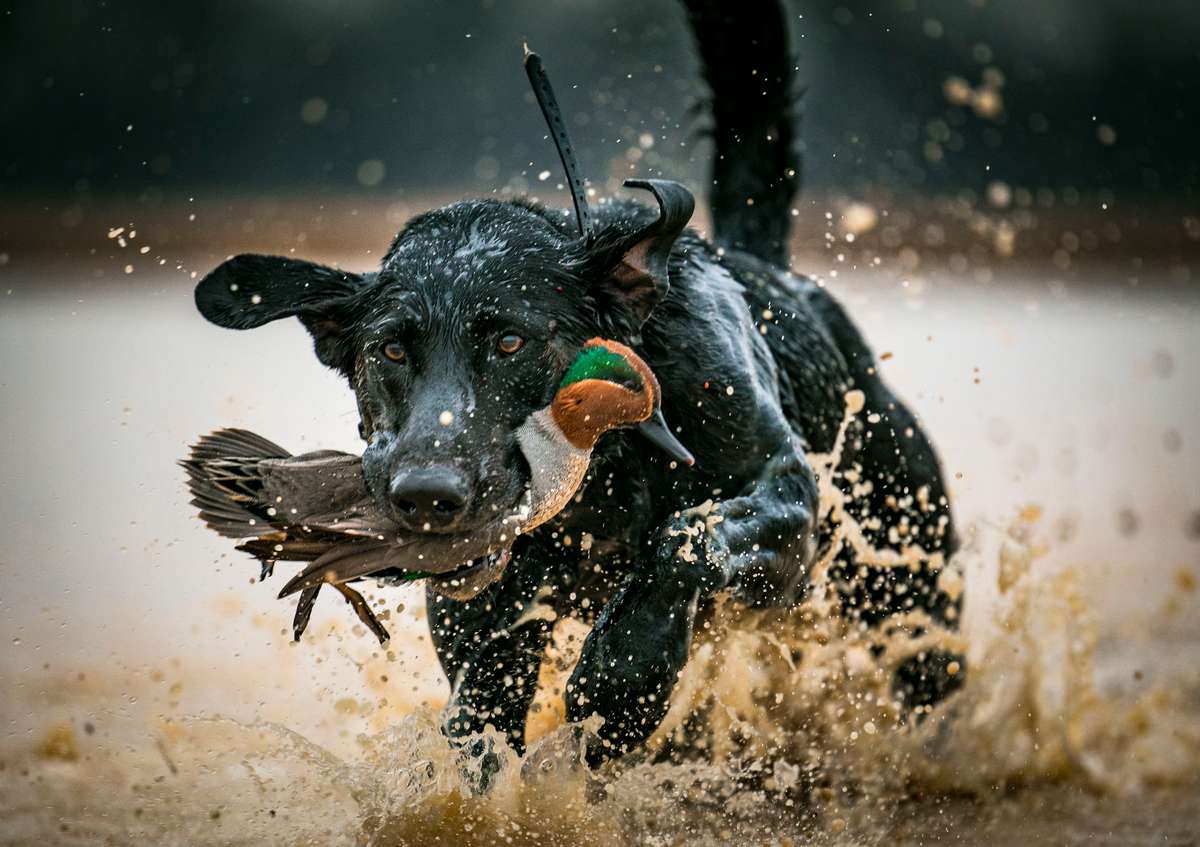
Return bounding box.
[388,466,470,531]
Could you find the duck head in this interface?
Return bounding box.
[550,338,694,465]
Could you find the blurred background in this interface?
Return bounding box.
[0,2,1197,844]
[3,0,1199,267]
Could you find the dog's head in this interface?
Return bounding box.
[195,180,693,536]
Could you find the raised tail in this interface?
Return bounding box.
[683,0,802,266]
[180,428,291,540]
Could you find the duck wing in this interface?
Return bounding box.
[186,429,530,597]
[276,518,521,597]
[256,452,381,523]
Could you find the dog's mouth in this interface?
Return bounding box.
[368,489,530,600]
[428,545,513,600]
[424,477,532,597]
[426,487,531,599]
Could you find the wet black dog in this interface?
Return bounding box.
[194,0,963,766]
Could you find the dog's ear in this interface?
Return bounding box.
[584,179,694,328]
[195,253,365,375]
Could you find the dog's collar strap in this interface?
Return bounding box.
[524,47,593,243]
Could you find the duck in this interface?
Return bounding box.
[181,338,693,644]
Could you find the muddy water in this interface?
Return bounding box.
[1,266,1197,845]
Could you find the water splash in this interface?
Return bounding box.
[3,395,1197,844]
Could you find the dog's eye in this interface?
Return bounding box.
[497,334,524,356]
[381,342,406,363]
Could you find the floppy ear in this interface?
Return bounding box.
[586,178,695,327]
[195,253,366,375]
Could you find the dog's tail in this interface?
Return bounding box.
[683,0,802,267]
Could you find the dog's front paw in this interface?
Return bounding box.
[650,507,732,597]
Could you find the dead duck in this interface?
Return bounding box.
[182,338,693,644]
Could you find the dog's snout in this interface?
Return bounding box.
[388,466,470,531]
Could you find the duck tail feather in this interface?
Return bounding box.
[187,428,291,462]
[181,428,292,539]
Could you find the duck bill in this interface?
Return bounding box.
[637,408,695,466]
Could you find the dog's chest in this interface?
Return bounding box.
[544,450,658,570]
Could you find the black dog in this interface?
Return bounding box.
[194,0,963,766]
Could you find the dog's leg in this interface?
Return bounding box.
[428,539,561,786]
[566,433,818,764]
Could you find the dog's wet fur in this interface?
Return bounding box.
[194,0,963,767]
